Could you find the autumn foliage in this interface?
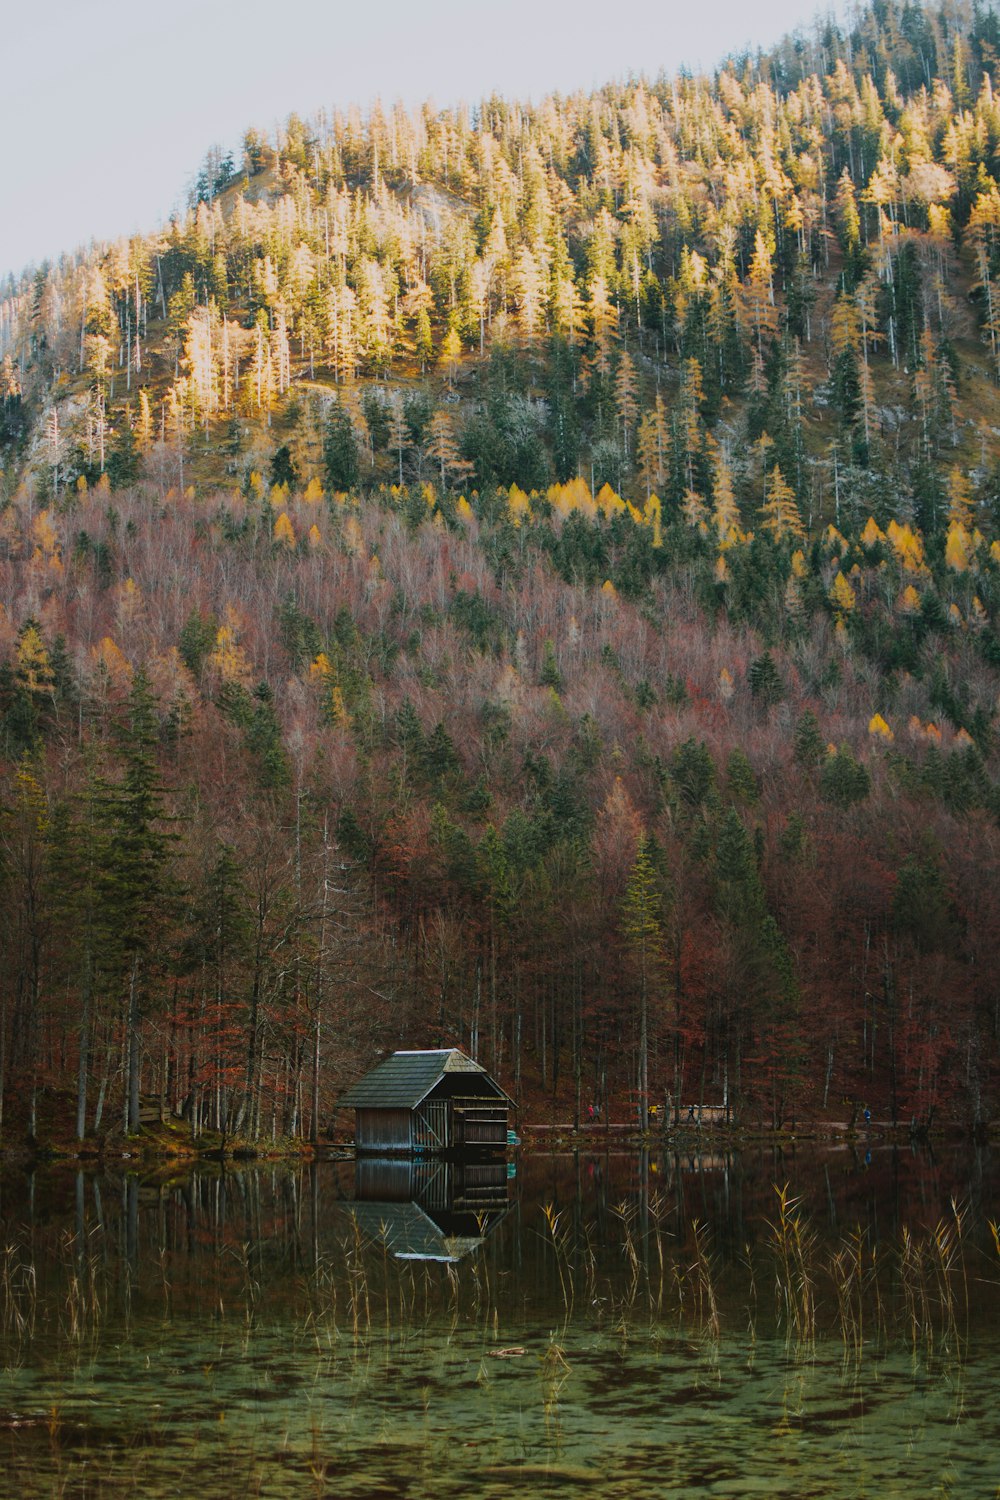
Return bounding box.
[3,2,1000,1139]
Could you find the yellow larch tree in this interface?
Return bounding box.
[759,466,805,543]
[507,485,532,525]
[512,245,546,341]
[273,512,296,548]
[587,274,617,380]
[614,352,639,460]
[438,321,463,389]
[968,181,1000,372]
[887,519,928,574]
[15,623,54,701]
[945,521,974,571]
[426,409,472,489]
[643,492,663,547]
[682,489,710,535]
[709,447,740,545]
[92,637,133,691]
[31,510,61,569]
[136,389,153,451]
[636,394,667,498]
[289,396,326,488]
[830,570,857,617]
[741,230,778,351]
[183,303,221,429]
[209,610,253,684]
[946,466,974,528]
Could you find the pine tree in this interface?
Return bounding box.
[749,653,784,714]
[46,792,97,1140]
[539,639,563,691]
[191,843,252,1139]
[323,402,359,492]
[415,307,433,372]
[622,834,667,1129]
[0,757,50,1136]
[93,672,175,1133]
[819,745,871,809]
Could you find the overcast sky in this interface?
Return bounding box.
[1,0,843,279]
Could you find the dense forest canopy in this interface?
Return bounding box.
[3,0,1000,1145]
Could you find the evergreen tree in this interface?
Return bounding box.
[622,834,667,1128]
[819,745,871,809]
[793,709,825,770]
[323,403,359,491]
[749,652,785,710]
[93,673,175,1133]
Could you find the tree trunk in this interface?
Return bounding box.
[311,1010,321,1146]
[127,956,141,1134]
[638,977,648,1130]
[76,952,91,1141]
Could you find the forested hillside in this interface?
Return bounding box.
[3,0,1000,1146]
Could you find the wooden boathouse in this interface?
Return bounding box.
[338,1048,513,1154]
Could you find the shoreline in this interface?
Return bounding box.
[1,1116,995,1167]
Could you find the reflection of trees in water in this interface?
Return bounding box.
[1,1152,999,1500]
[3,1144,999,1333]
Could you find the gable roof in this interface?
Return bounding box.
[338,1048,512,1110]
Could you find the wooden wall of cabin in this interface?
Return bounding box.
[424,1076,510,1148]
[354,1082,510,1155]
[412,1098,450,1149]
[355,1108,412,1151]
[454,1106,508,1146]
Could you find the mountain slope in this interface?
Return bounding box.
[2,1,1000,1144]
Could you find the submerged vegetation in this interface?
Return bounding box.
[1,1152,999,1496]
[5,2,1000,1143]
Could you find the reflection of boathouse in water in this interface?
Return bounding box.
[338,1048,514,1154]
[350,1156,512,1262]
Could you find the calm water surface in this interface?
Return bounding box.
[1,1142,999,1498]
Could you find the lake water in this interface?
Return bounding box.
[1,1141,999,1497]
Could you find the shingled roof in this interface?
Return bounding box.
[347,1201,486,1262]
[338,1048,510,1110]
